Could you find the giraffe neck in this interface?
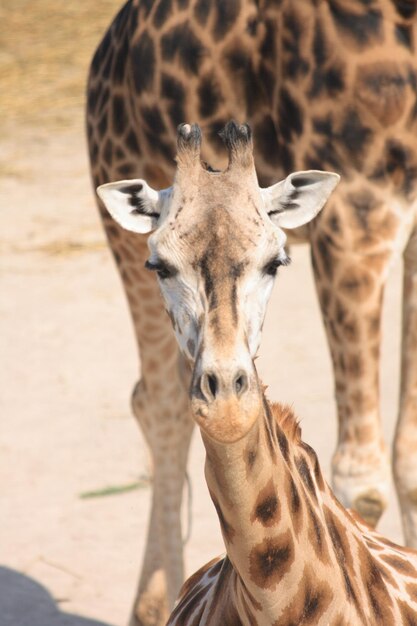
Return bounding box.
[201,397,370,623]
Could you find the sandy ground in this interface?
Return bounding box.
[0,117,405,625]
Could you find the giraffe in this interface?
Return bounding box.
[87,0,417,621]
[167,396,417,625]
[97,121,339,625]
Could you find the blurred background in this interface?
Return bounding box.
[0,2,405,625]
[0,1,120,129]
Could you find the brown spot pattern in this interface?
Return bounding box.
[251,478,280,527]
[249,530,294,590]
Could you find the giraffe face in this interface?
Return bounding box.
[98,123,339,441]
[147,174,288,362]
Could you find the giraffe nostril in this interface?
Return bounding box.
[234,372,248,397]
[199,370,248,401]
[207,374,218,398]
[200,372,218,400]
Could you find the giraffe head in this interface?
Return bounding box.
[98,122,339,442]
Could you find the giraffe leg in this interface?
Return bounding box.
[310,194,401,527]
[129,375,193,626]
[99,212,193,625]
[393,223,417,547]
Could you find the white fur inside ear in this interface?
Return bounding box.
[97,179,164,234]
[262,170,340,229]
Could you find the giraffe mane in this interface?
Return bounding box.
[270,401,302,444]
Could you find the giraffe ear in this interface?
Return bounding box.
[261,170,340,229]
[96,179,172,234]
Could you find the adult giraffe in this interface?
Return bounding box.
[87,0,417,623]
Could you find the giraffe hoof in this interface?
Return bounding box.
[353,489,387,528]
[132,599,168,626]
[131,571,168,626]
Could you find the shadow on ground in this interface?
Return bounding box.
[0,567,113,626]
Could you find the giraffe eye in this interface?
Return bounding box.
[262,255,291,277]
[145,259,176,280]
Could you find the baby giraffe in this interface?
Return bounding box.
[98,122,417,625]
[168,396,417,625]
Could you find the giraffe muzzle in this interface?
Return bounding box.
[190,361,262,443]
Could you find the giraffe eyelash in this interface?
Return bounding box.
[262,255,291,277]
[145,259,177,280]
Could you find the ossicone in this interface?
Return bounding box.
[219,120,254,170]
[177,123,202,154]
[175,120,255,174]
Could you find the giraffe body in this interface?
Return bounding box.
[87,1,417,623]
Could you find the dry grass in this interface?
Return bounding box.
[0,0,121,132]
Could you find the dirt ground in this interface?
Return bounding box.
[0,3,407,625]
